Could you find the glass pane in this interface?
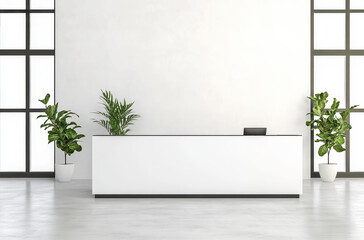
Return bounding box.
[30,113,54,172]
[314,129,345,172]
[30,56,54,108]
[0,13,26,49]
[30,13,54,49]
[0,56,26,108]
[350,113,364,172]
[31,0,54,9]
[314,0,345,9]
[0,113,26,172]
[314,13,345,50]
[0,0,25,9]
[350,56,364,106]
[351,0,364,9]
[314,56,346,107]
[350,13,364,49]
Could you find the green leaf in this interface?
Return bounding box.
[40,123,52,128]
[39,94,50,105]
[75,134,85,139]
[37,114,47,119]
[48,134,59,142]
[306,120,314,126]
[334,135,345,145]
[56,110,69,121]
[349,105,359,111]
[69,142,82,152]
[340,111,349,120]
[333,144,346,152]
[313,107,321,116]
[318,145,328,157]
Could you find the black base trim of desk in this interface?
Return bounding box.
[95,194,300,198]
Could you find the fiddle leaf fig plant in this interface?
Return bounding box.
[93,90,140,135]
[306,92,358,164]
[38,94,85,164]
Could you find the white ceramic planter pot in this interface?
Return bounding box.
[55,163,75,182]
[319,163,337,182]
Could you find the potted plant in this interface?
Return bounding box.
[38,94,85,182]
[306,92,358,182]
[93,90,140,135]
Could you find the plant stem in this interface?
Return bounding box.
[64,152,67,165]
[327,148,330,165]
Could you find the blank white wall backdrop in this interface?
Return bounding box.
[56,0,310,179]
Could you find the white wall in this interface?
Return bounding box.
[56,0,310,179]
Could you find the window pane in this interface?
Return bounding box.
[30,56,54,108]
[350,113,364,172]
[314,0,345,9]
[314,129,345,172]
[0,0,25,9]
[0,13,26,49]
[350,56,364,106]
[0,56,26,108]
[351,0,364,9]
[314,56,346,107]
[30,113,54,172]
[0,113,26,172]
[30,13,54,49]
[31,0,54,9]
[350,13,364,49]
[314,13,345,50]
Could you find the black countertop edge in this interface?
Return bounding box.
[95,194,300,198]
[92,135,303,137]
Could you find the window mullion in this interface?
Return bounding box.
[25,0,30,173]
[345,0,351,173]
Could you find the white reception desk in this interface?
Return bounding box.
[92,135,302,198]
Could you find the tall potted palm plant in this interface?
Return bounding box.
[306,92,357,182]
[38,94,85,182]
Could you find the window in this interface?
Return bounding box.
[0,0,55,177]
[312,0,364,177]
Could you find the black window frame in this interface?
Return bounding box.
[0,0,55,178]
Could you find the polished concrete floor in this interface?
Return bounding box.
[0,179,364,240]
